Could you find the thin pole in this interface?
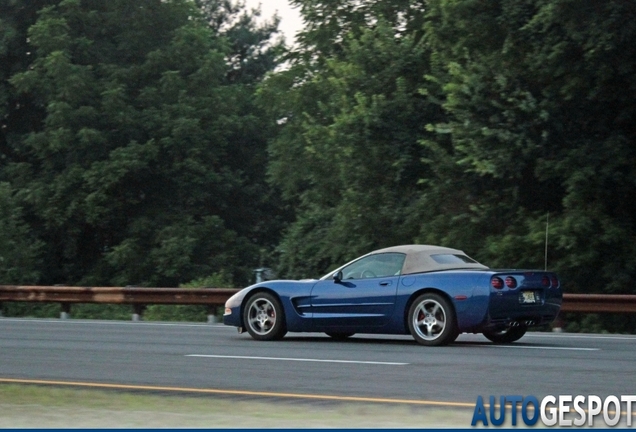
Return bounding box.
[544,213,549,271]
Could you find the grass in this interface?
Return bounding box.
[0,383,472,428]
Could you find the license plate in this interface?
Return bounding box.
[520,291,537,304]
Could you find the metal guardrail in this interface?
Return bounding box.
[559,294,636,313]
[0,285,239,321]
[0,285,238,305]
[1,285,636,320]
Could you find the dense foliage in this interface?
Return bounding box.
[424,0,636,296]
[1,0,635,331]
[259,0,440,278]
[1,0,285,287]
[265,0,636,299]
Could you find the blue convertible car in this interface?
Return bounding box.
[223,245,562,346]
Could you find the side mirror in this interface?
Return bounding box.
[333,270,343,283]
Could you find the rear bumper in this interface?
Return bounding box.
[483,288,562,331]
[484,309,560,331]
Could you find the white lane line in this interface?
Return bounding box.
[186,354,408,365]
[487,345,599,351]
[525,333,636,341]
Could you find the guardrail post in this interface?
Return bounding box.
[132,304,146,321]
[60,303,71,319]
[552,313,564,332]
[207,306,218,323]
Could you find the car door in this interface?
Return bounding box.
[309,252,405,329]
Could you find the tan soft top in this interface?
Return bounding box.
[369,244,489,274]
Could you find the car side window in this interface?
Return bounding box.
[341,253,406,279]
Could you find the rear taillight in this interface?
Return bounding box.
[550,275,559,288]
[491,277,504,289]
[541,276,550,287]
[505,276,517,289]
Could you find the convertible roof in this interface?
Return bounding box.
[370,244,489,274]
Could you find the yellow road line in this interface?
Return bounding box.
[2,379,634,419]
[0,377,474,408]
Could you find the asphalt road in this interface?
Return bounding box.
[1,318,634,405]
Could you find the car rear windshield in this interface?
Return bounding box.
[430,254,478,265]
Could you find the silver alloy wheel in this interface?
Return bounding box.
[411,298,447,341]
[246,298,277,336]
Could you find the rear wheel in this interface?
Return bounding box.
[325,332,355,340]
[243,292,287,341]
[483,325,527,344]
[407,293,458,346]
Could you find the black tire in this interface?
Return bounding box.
[325,332,355,340]
[243,292,287,341]
[483,325,527,344]
[407,293,458,346]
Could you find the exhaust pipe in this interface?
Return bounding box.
[508,320,536,328]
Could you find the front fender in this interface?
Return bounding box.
[223,280,316,331]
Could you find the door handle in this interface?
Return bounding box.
[379,281,392,286]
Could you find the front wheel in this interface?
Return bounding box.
[243,292,287,341]
[483,325,527,344]
[407,293,458,346]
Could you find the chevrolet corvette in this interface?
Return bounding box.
[223,245,562,346]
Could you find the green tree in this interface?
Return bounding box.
[261,1,443,278]
[3,0,283,287]
[0,1,58,286]
[1,0,57,160]
[424,0,636,295]
[0,182,43,284]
